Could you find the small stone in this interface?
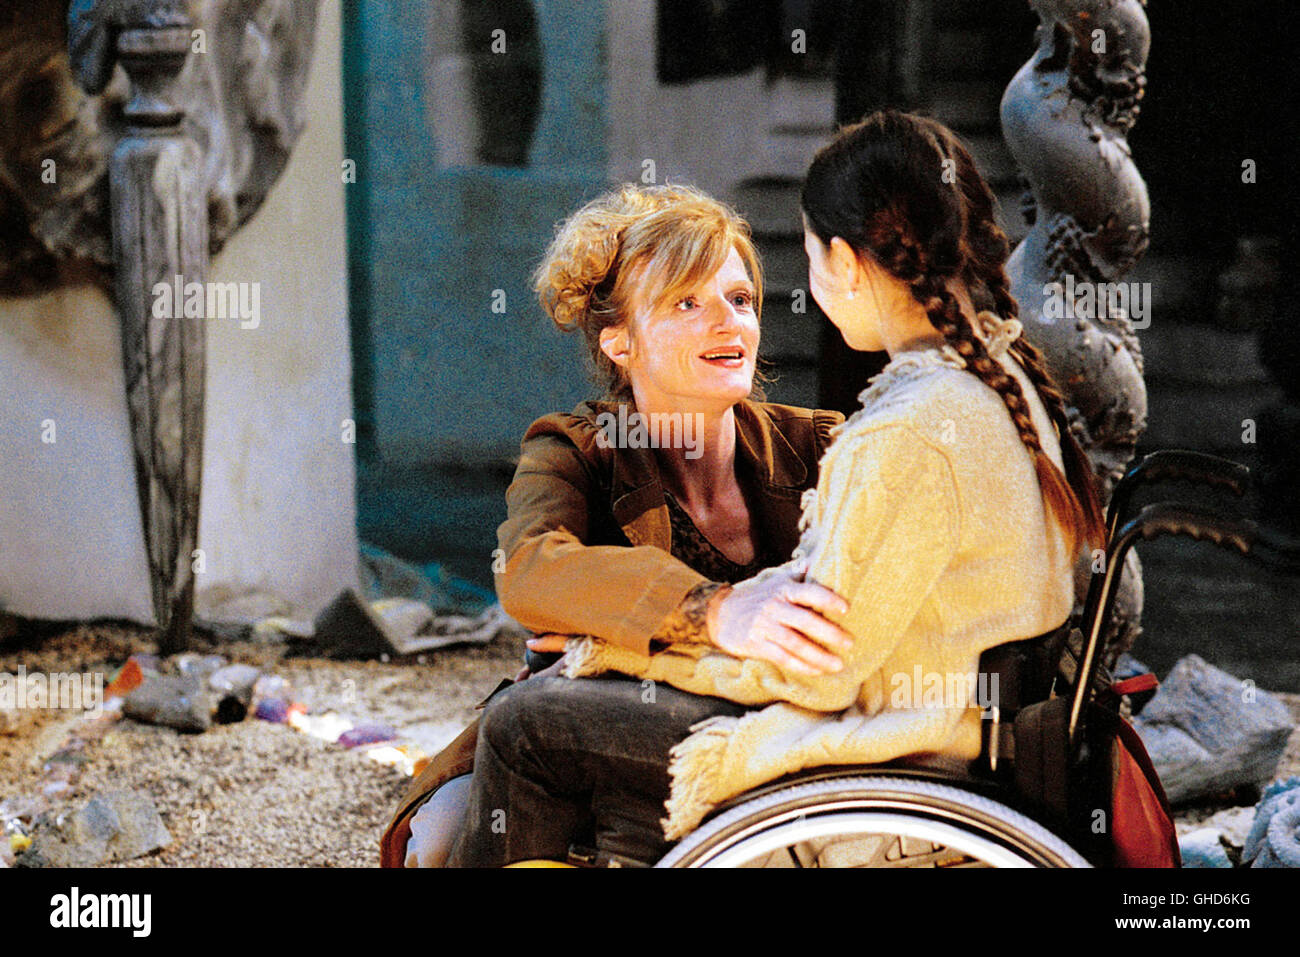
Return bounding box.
[124,673,212,732]
[97,790,172,862]
[255,696,309,725]
[173,653,228,679]
[289,710,353,743]
[208,664,262,723]
[371,598,434,639]
[103,657,146,699]
[20,790,170,867]
[311,588,394,659]
[1133,655,1294,805]
[1178,828,1233,868]
[337,724,397,749]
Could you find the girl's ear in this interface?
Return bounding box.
[827,236,865,292]
[599,323,631,369]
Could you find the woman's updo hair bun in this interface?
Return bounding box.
[534,183,762,398]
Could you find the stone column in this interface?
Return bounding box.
[0,0,355,642]
[1001,0,1152,669]
[106,4,208,653]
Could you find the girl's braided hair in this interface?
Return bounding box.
[800,109,1104,555]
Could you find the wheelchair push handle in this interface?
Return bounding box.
[1106,450,1251,542]
[1130,503,1256,555]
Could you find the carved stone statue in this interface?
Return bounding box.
[1002,0,1152,671]
[0,0,319,650]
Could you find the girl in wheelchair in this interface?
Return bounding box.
[423,110,1105,868]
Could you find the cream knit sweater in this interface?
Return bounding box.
[564,313,1077,840]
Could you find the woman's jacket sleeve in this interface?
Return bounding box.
[494,430,708,657]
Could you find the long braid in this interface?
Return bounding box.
[802,108,1104,555]
[961,170,1106,548]
[866,202,1060,509]
[906,268,1101,554]
[910,274,1044,451]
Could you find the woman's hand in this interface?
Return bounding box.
[517,634,570,681]
[707,562,853,675]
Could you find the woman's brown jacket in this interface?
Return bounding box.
[379,398,842,866]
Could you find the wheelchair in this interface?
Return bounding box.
[651,450,1296,868]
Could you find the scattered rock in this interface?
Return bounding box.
[372,598,434,641]
[1134,655,1295,805]
[310,588,394,659]
[1244,777,1300,868]
[303,588,518,660]
[103,656,149,699]
[338,723,397,748]
[18,790,171,867]
[124,673,212,733]
[254,697,303,724]
[174,653,228,680]
[209,664,262,723]
[1198,805,1257,852]
[0,794,46,834]
[1179,828,1233,868]
[289,710,353,742]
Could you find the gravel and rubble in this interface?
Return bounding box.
[1,619,521,867]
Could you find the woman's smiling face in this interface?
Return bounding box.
[602,246,760,412]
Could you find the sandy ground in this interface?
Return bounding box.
[0,620,520,867]
[1,620,1297,867]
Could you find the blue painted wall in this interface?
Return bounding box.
[341,1,609,580]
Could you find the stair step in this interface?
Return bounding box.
[930,30,995,80]
[732,178,805,238]
[926,80,1002,133]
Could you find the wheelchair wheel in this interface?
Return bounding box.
[655,775,1089,868]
